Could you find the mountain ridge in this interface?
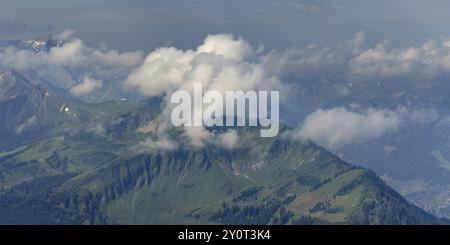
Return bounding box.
[0,69,445,224]
[0,74,443,224]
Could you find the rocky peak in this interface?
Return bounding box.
[26,34,64,52]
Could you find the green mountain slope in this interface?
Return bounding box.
[0,125,440,224]
[0,72,443,224]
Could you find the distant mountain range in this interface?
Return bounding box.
[316,78,450,218]
[0,69,443,224]
[265,67,450,218]
[0,37,145,103]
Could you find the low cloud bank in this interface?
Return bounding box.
[293,107,402,149]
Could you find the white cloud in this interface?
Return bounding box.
[183,126,214,149]
[259,37,358,81]
[182,127,239,150]
[260,33,450,81]
[51,32,450,148]
[214,129,239,150]
[4,31,450,97]
[125,33,275,96]
[125,34,279,147]
[0,37,144,78]
[197,34,253,61]
[70,76,103,96]
[47,39,84,65]
[293,107,402,149]
[135,136,178,153]
[125,47,195,96]
[349,38,450,78]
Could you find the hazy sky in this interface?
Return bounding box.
[1,0,450,51]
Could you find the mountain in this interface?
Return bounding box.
[0,73,442,224]
[0,36,145,103]
[0,69,82,150]
[275,72,450,219]
[26,35,64,52]
[316,78,450,218]
[0,35,64,53]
